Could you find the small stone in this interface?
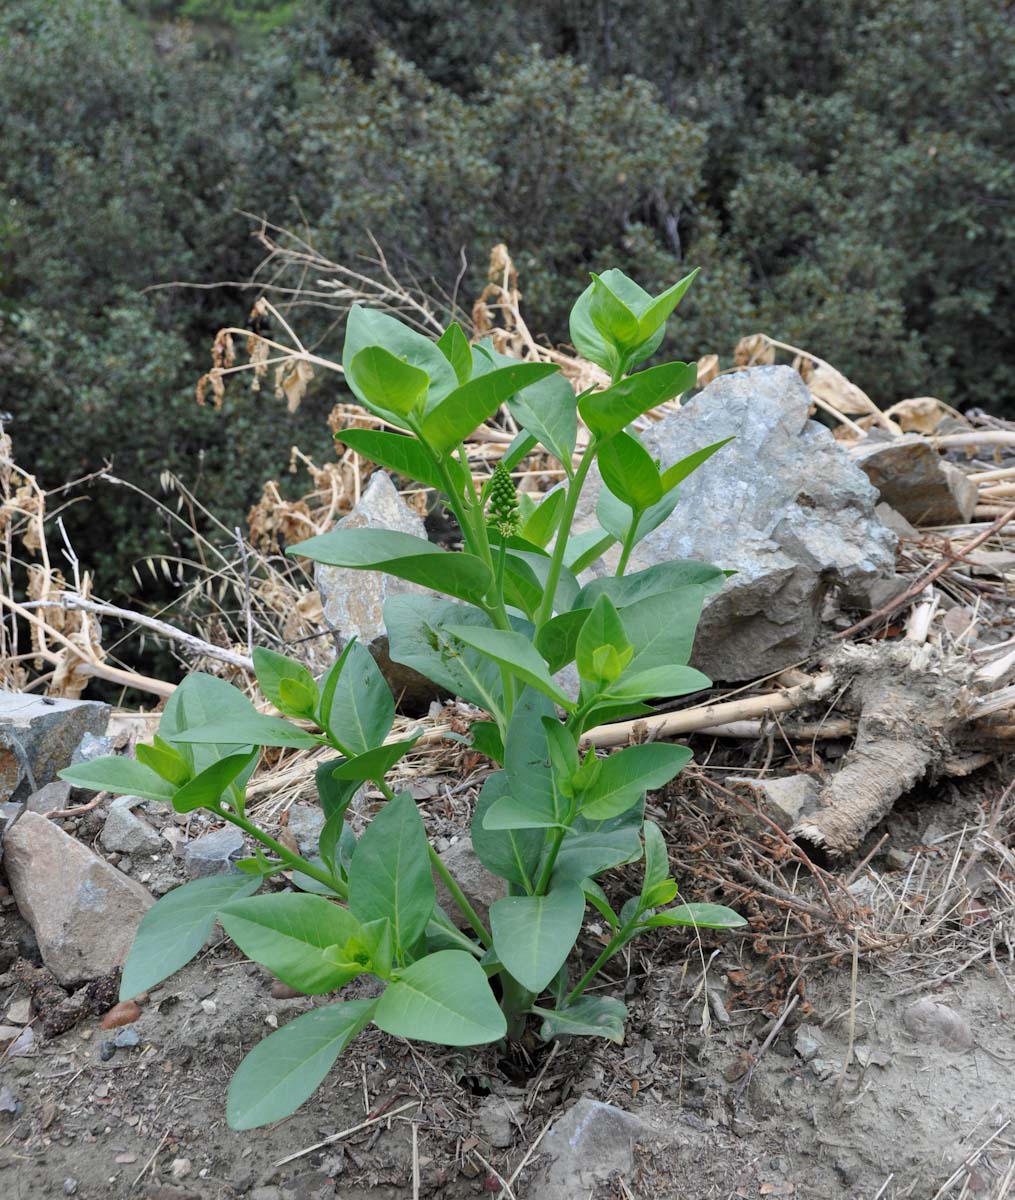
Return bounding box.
[726,775,821,831]
[182,826,244,878]
[2,813,153,986]
[70,732,116,768]
[5,997,32,1025]
[24,781,72,815]
[201,999,217,1015]
[432,836,506,928]
[113,1026,140,1049]
[809,1058,841,1080]
[476,1096,517,1149]
[285,804,326,857]
[0,1024,23,1044]
[854,434,978,525]
[63,1179,79,1196]
[170,1158,192,1180]
[100,797,162,857]
[534,1098,663,1200]
[270,981,306,1000]
[902,997,973,1052]
[0,693,110,804]
[793,1025,823,1062]
[99,1040,116,1061]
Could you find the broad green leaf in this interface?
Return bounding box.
[349,345,429,416]
[447,626,574,709]
[218,893,365,994]
[384,595,505,718]
[506,372,578,468]
[170,749,259,814]
[535,608,589,673]
[502,545,580,615]
[579,744,692,821]
[469,720,505,764]
[119,874,260,1000]
[289,528,493,607]
[589,272,641,348]
[343,304,457,412]
[348,790,434,952]
[337,428,445,493]
[639,903,747,930]
[436,322,473,385]
[575,594,630,686]
[581,879,619,929]
[659,436,734,492]
[596,430,662,511]
[575,561,728,608]
[596,482,680,546]
[470,772,543,891]
[566,529,617,575]
[579,362,698,438]
[252,647,318,719]
[620,588,709,673]
[642,880,678,907]
[490,884,585,993]
[227,999,377,1130]
[641,820,670,898]
[605,665,711,701]
[520,489,566,549]
[315,757,361,821]
[135,737,190,786]
[637,270,698,340]
[374,950,506,1044]
[173,714,320,750]
[484,691,564,830]
[321,640,394,755]
[59,756,176,804]
[330,736,420,782]
[159,673,260,775]
[569,280,620,376]
[533,995,627,1043]
[421,362,558,454]
[551,822,643,884]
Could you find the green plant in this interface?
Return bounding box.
[61,268,744,1129]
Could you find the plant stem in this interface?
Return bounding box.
[499,973,535,1039]
[427,844,491,945]
[534,444,597,629]
[564,927,632,1006]
[615,522,639,577]
[221,807,347,897]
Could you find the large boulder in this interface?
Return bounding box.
[315,471,435,705]
[3,812,153,986]
[573,366,898,681]
[0,693,110,803]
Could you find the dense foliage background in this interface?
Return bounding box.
[2,0,1012,600]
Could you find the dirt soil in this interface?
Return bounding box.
[2,768,1014,1200]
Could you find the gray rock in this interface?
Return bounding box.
[902,997,973,1052]
[183,825,245,878]
[2,811,153,985]
[432,836,506,928]
[571,366,898,681]
[285,804,326,857]
[531,1098,662,1200]
[854,434,978,525]
[101,796,162,857]
[24,780,71,815]
[70,731,115,767]
[476,1095,518,1149]
[315,471,435,704]
[0,693,110,803]
[726,774,821,831]
[113,1026,140,1049]
[793,1024,823,1062]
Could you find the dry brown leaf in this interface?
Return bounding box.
[274,359,313,412]
[696,354,719,387]
[882,397,953,434]
[734,333,775,367]
[792,353,815,385]
[807,362,876,416]
[211,329,235,370]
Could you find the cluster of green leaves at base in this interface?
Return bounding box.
[60,267,745,1131]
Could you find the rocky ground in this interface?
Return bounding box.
[2,738,1014,1200]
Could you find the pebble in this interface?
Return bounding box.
[63,1179,78,1195]
[201,999,217,1015]
[170,1158,192,1180]
[5,997,31,1024]
[113,1027,140,1049]
[183,826,244,878]
[99,1040,117,1061]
